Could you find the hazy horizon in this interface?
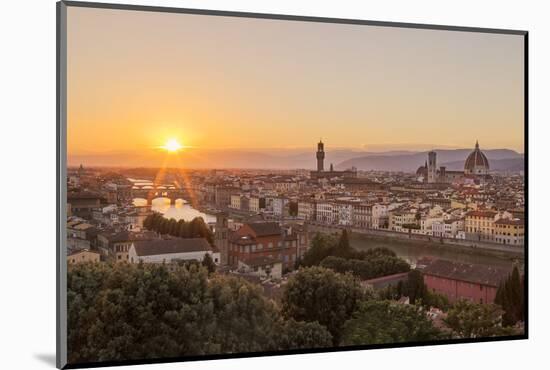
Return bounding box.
[68,145,524,171]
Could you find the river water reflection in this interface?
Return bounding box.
[133,198,216,224]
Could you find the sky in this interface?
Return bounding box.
[67,6,525,165]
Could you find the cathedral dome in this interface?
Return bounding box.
[464,141,489,175]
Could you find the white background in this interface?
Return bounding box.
[1,0,547,369]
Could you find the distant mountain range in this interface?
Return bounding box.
[69,148,524,172]
[336,149,524,172]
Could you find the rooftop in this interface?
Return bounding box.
[241,256,280,268]
[247,222,281,237]
[133,238,213,257]
[420,259,511,287]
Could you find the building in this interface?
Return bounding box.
[214,212,229,265]
[272,197,289,217]
[315,200,336,224]
[464,140,490,175]
[67,249,100,265]
[237,256,283,280]
[494,218,524,246]
[416,141,491,183]
[67,192,102,219]
[128,238,220,264]
[353,203,372,229]
[419,259,511,304]
[310,140,358,180]
[249,196,265,213]
[464,210,496,241]
[274,178,299,192]
[389,209,417,232]
[230,194,241,210]
[67,220,97,251]
[427,151,437,183]
[316,140,325,171]
[297,199,316,220]
[431,218,464,238]
[97,230,156,262]
[334,201,354,226]
[342,178,387,192]
[464,210,511,241]
[215,186,239,208]
[228,222,298,270]
[372,204,389,229]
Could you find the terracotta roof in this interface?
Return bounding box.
[67,192,102,200]
[247,222,281,237]
[241,256,280,268]
[494,218,524,226]
[68,248,100,257]
[133,238,213,257]
[420,259,511,287]
[464,141,490,171]
[363,272,409,285]
[466,210,497,218]
[100,230,156,243]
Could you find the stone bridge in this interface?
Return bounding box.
[131,187,196,205]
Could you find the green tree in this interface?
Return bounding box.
[159,218,170,235]
[333,229,352,258]
[67,262,212,362]
[176,219,186,237]
[495,266,524,326]
[320,255,410,281]
[168,218,178,236]
[142,214,213,244]
[406,269,427,305]
[143,214,152,230]
[201,253,216,274]
[444,300,513,339]
[423,290,450,311]
[281,266,364,345]
[341,300,441,346]
[277,319,332,350]
[300,233,337,267]
[67,263,333,364]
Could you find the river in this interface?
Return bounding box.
[129,178,216,223]
[350,234,521,270]
[133,198,216,223]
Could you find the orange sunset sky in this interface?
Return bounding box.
[67,6,525,166]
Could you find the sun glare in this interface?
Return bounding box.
[162,138,183,152]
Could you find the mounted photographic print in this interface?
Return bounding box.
[56,1,528,368]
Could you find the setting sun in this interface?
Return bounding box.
[162,138,184,152]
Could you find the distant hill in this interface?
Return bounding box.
[336,149,522,172]
[69,147,523,171]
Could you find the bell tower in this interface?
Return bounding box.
[316,139,325,172]
[427,151,437,183]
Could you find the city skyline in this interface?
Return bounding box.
[67,7,524,163]
[62,5,526,366]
